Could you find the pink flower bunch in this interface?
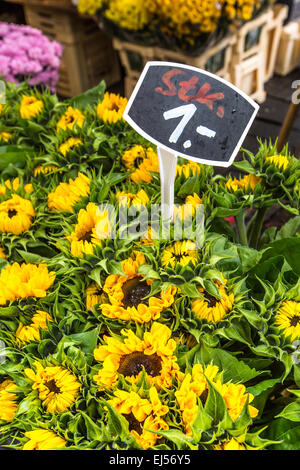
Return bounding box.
[0,22,63,92]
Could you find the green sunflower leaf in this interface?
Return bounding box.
[154,429,198,450]
[276,402,300,422]
[195,343,265,384]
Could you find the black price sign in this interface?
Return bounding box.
[123,62,259,168]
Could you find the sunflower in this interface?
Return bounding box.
[116,189,150,208]
[266,155,290,171]
[122,145,159,184]
[176,161,201,178]
[34,165,58,177]
[100,252,176,323]
[215,438,245,450]
[0,262,55,305]
[108,387,168,449]
[0,194,35,235]
[161,240,198,269]
[19,95,43,119]
[57,106,85,132]
[0,379,18,421]
[173,193,202,220]
[175,364,220,435]
[191,277,235,323]
[139,225,156,246]
[0,246,6,259]
[0,177,33,196]
[93,321,183,390]
[67,202,104,257]
[175,364,258,435]
[225,173,261,192]
[59,137,83,157]
[0,131,12,142]
[16,310,52,345]
[86,282,106,310]
[97,92,127,124]
[48,173,90,213]
[275,300,300,341]
[219,381,258,421]
[23,429,66,450]
[25,361,81,413]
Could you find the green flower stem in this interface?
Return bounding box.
[235,211,248,246]
[249,207,268,249]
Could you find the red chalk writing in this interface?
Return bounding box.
[155,69,225,117]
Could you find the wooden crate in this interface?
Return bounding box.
[264,4,289,81]
[57,31,121,98]
[231,53,266,103]
[24,5,94,44]
[275,20,300,75]
[22,5,121,97]
[232,8,273,63]
[4,0,73,10]
[114,34,235,78]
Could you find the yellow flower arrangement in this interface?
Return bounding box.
[67,202,107,257]
[105,0,150,31]
[266,154,290,171]
[176,161,201,179]
[59,137,83,157]
[116,189,150,208]
[93,321,183,390]
[176,363,258,435]
[23,429,66,450]
[48,173,90,213]
[86,282,106,310]
[0,194,35,235]
[34,165,58,177]
[192,277,235,323]
[25,361,81,413]
[215,438,245,450]
[275,300,300,342]
[161,240,198,269]
[20,95,43,119]
[225,173,261,192]
[97,92,128,124]
[108,387,168,449]
[100,252,176,323]
[78,0,104,15]
[145,0,224,40]
[0,177,33,196]
[0,379,18,422]
[57,106,85,132]
[0,262,55,305]
[122,145,159,184]
[0,131,12,142]
[16,310,52,345]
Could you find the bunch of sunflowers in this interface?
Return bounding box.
[0,78,300,451]
[77,0,274,52]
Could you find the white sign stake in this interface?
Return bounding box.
[157,147,178,221]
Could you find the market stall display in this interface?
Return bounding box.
[0,80,299,450]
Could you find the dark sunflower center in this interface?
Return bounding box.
[118,351,162,377]
[44,379,61,394]
[65,115,75,124]
[8,209,17,218]
[122,278,151,308]
[79,230,93,243]
[110,103,120,112]
[290,315,300,327]
[123,412,144,435]
[204,293,218,308]
[174,253,184,262]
